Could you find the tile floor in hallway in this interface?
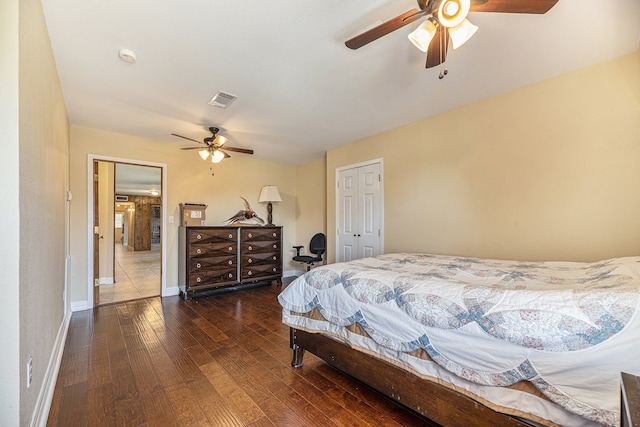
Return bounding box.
[98,243,160,305]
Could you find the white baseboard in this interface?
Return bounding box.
[70,300,88,312]
[29,311,71,427]
[283,270,302,278]
[163,286,180,297]
[99,277,114,285]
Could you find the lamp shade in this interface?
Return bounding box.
[216,135,229,146]
[259,185,282,203]
[198,149,210,160]
[211,150,225,163]
[408,20,437,52]
[438,0,470,28]
[449,18,478,49]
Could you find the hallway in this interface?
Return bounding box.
[98,244,160,305]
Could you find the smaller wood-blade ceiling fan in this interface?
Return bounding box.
[345,0,558,70]
[173,127,254,163]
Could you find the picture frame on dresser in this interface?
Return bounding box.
[178,225,282,300]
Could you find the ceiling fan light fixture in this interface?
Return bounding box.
[198,149,210,160]
[211,150,225,163]
[438,0,470,28]
[449,18,478,49]
[408,19,438,52]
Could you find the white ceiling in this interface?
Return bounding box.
[42,0,640,166]
[115,163,161,196]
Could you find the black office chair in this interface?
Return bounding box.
[293,233,326,272]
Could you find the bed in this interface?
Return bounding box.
[278,253,640,427]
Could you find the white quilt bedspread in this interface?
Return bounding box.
[278,253,640,427]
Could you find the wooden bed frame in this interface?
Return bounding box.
[290,327,535,427]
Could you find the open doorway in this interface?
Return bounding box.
[94,161,163,305]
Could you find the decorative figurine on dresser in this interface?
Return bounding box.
[178,225,283,300]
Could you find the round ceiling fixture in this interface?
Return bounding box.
[118,48,137,63]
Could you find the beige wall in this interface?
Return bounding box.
[294,157,327,266]
[1,0,21,423]
[69,126,298,305]
[16,0,70,424]
[327,51,640,263]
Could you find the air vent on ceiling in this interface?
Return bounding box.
[115,195,129,202]
[208,91,237,109]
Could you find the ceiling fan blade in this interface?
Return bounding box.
[345,9,428,50]
[171,133,205,145]
[425,27,449,68]
[180,147,207,150]
[223,146,254,155]
[218,149,232,159]
[470,0,558,14]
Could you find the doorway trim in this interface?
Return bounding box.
[86,154,169,309]
[335,158,384,262]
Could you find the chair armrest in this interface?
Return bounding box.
[293,245,303,256]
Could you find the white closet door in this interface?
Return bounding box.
[357,163,381,259]
[337,161,382,262]
[338,167,358,262]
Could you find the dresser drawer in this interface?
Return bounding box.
[241,252,279,267]
[241,240,279,255]
[188,255,236,272]
[188,268,237,287]
[188,242,237,258]
[241,228,281,242]
[189,228,237,244]
[241,264,281,280]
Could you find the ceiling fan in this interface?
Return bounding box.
[173,127,254,164]
[345,0,558,70]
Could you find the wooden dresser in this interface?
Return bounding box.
[178,226,282,300]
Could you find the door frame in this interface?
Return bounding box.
[86,154,168,309]
[335,158,384,261]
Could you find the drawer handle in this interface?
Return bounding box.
[196,263,201,268]
[273,244,277,249]
[248,259,252,264]
[273,232,276,237]
[228,246,233,251]
[248,233,253,238]
[196,234,202,240]
[196,248,202,254]
[273,256,276,260]
[228,260,233,265]
[248,245,252,251]
[273,267,277,272]
[248,271,252,276]
[196,277,202,283]
[228,234,233,239]
[228,273,233,278]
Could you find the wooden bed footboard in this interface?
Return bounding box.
[290,327,534,427]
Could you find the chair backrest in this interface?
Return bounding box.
[309,233,326,257]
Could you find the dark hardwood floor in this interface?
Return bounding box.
[47,283,437,426]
